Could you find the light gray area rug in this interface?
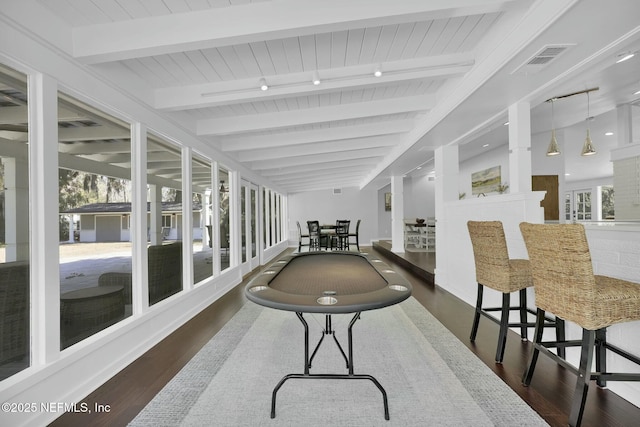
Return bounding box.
[129,298,547,426]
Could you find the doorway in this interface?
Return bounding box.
[532,175,559,221]
[565,189,592,222]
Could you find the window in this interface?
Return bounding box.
[565,190,592,222]
[58,92,132,349]
[147,135,183,305]
[0,64,30,379]
[601,186,615,220]
[219,167,230,271]
[192,155,212,284]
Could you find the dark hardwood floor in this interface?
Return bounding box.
[51,245,639,427]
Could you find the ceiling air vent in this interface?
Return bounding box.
[512,44,573,74]
[332,188,342,195]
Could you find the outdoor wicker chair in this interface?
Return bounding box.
[98,241,182,306]
[520,223,640,427]
[98,272,133,305]
[0,261,29,364]
[467,221,562,363]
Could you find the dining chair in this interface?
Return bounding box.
[307,220,321,251]
[404,220,421,249]
[520,222,640,427]
[296,221,309,251]
[467,221,562,363]
[332,220,350,250]
[419,217,436,251]
[347,219,361,251]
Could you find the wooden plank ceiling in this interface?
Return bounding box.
[10,0,640,191]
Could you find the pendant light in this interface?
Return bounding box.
[546,99,561,156]
[581,91,596,156]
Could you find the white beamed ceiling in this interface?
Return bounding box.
[20,0,640,192]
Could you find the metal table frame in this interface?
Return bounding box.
[270,311,389,420]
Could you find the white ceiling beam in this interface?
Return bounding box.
[155,54,473,111]
[72,0,521,64]
[77,153,132,164]
[0,138,28,159]
[250,147,388,170]
[59,152,130,181]
[58,140,132,154]
[260,158,380,177]
[221,120,413,152]
[0,106,87,124]
[198,95,433,135]
[274,172,366,186]
[284,179,363,193]
[237,134,398,162]
[269,165,372,182]
[58,126,130,142]
[0,106,28,125]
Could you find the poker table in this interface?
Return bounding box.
[245,251,412,420]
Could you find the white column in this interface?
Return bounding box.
[508,102,532,193]
[212,163,221,275]
[229,170,240,267]
[182,146,193,289]
[204,189,212,249]
[3,157,29,261]
[30,73,60,364]
[67,215,75,243]
[131,122,148,314]
[149,184,163,245]
[390,175,404,253]
[435,144,459,286]
[435,145,459,205]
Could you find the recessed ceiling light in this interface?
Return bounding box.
[312,71,321,86]
[635,88,640,95]
[616,52,635,63]
[503,121,509,126]
[374,65,382,77]
[259,78,268,91]
[605,131,614,136]
[565,173,571,176]
[482,143,490,148]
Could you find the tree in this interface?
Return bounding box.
[601,186,615,220]
[59,169,88,240]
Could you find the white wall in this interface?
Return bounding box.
[459,145,510,199]
[378,185,392,238]
[405,175,436,219]
[375,176,436,239]
[287,186,378,245]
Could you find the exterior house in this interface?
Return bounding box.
[61,202,205,243]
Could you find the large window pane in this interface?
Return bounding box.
[241,183,247,264]
[0,64,30,379]
[601,186,615,220]
[251,187,257,258]
[147,136,183,305]
[193,156,212,283]
[219,168,230,271]
[58,94,132,349]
